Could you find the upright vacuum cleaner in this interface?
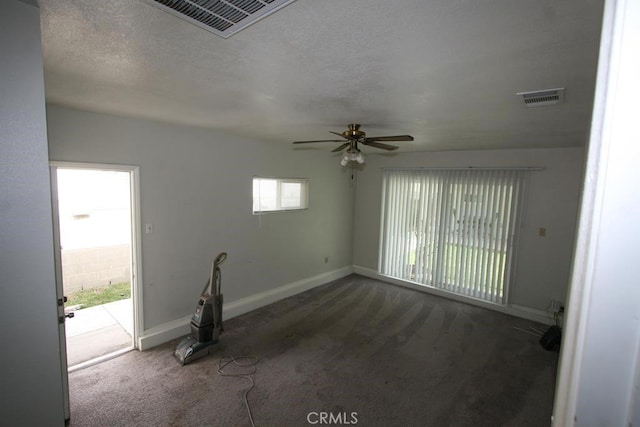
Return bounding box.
[174,252,227,365]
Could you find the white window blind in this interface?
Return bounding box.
[379,169,525,304]
[253,177,308,213]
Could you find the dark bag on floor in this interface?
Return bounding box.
[540,325,562,351]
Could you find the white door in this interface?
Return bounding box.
[49,167,71,420]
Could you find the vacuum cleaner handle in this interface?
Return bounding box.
[214,252,227,267]
[213,252,227,332]
[203,252,228,296]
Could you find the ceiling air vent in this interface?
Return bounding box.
[516,88,565,107]
[140,0,298,38]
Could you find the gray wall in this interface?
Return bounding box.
[0,1,64,424]
[48,102,583,325]
[46,105,355,330]
[352,147,584,312]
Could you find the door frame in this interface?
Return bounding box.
[50,161,144,356]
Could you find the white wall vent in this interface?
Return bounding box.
[140,0,298,39]
[516,88,565,107]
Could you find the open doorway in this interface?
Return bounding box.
[51,163,141,370]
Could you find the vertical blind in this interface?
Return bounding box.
[379,169,525,304]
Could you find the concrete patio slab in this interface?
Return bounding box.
[66,324,132,367]
[65,305,117,337]
[65,298,134,367]
[102,299,133,336]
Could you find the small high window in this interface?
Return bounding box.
[253,177,308,213]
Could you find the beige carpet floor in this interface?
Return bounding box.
[68,274,558,426]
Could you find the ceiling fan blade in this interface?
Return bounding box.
[366,135,414,142]
[293,139,346,144]
[332,143,350,152]
[362,141,399,151]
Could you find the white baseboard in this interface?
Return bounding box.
[222,266,353,319]
[353,265,554,325]
[138,266,354,350]
[137,315,192,351]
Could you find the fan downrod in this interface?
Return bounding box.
[342,124,366,140]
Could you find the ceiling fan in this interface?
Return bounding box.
[292,124,414,166]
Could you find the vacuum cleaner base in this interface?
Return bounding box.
[174,336,217,366]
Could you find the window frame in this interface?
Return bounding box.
[252,177,309,214]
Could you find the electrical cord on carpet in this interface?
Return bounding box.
[217,356,260,427]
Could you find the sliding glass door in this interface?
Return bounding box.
[379,169,525,304]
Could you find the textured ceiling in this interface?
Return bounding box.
[38,0,604,152]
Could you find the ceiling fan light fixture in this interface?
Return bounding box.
[340,148,365,166]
